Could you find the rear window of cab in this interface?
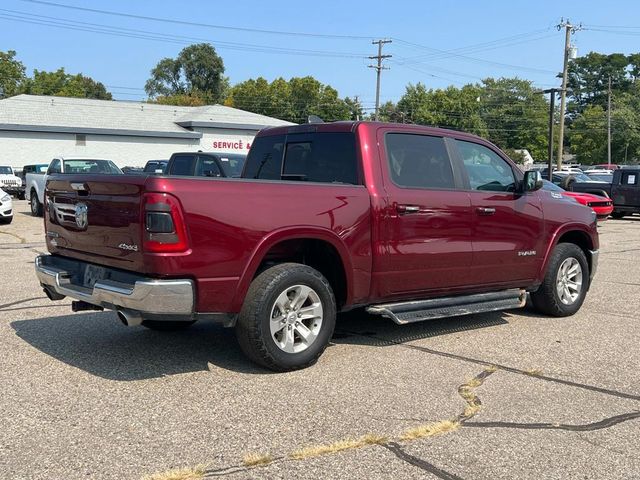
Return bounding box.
[243,132,359,185]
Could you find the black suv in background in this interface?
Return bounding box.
[165,152,246,178]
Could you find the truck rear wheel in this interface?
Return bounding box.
[235,263,336,372]
[30,191,42,217]
[531,243,589,317]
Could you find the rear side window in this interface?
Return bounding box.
[170,155,196,176]
[244,135,285,180]
[456,140,515,192]
[622,172,638,185]
[385,133,455,189]
[244,133,358,184]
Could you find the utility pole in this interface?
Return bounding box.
[607,75,612,165]
[369,39,392,121]
[541,88,559,180]
[556,19,581,170]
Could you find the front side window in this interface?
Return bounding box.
[456,140,515,192]
[385,133,455,189]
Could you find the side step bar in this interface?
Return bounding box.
[366,289,527,325]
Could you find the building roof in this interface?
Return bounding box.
[0,95,293,139]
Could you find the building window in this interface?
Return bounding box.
[76,134,86,146]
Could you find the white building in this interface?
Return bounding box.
[0,95,293,169]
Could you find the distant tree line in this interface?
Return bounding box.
[0,50,111,100]
[2,45,640,164]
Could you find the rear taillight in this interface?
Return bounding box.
[143,193,189,253]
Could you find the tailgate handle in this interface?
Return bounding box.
[71,182,90,196]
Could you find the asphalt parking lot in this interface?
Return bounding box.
[1,199,639,480]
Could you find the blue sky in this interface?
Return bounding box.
[1,0,639,112]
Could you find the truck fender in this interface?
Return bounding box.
[537,223,595,282]
[231,226,355,312]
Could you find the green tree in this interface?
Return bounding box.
[21,68,111,99]
[145,43,228,104]
[479,77,548,159]
[567,52,632,113]
[225,76,353,123]
[0,50,26,97]
[393,78,547,160]
[567,105,607,164]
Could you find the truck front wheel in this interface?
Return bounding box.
[235,263,336,371]
[30,190,42,217]
[531,243,589,317]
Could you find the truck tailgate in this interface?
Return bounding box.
[45,175,146,272]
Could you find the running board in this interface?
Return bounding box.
[366,289,527,325]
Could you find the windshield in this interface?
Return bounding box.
[144,161,168,173]
[587,173,613,183]
[0,167,13,175]
[217,154,246,177]
[62,159,123,174]
[541,180,565,192]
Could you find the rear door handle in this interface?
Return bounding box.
[396,204,421,214]
[476,207,496,216]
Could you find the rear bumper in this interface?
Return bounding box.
[35,254,194,316]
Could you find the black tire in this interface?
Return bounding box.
[610,210,625,219]
[235,263,336,372]
[0,216,12,224]
[30,191,42,217]
[560,175,575,190]
[141,320,196,331]
[531,243,589,317]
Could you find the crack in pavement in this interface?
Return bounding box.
[0,296,46,310]
[463,411,640,432]
[0,230,27,244]
[339,330,640,402]
[383,442,464,480]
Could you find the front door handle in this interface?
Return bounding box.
[476,207,496,216]
[396,204,421,214]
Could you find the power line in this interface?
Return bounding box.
[0,9,369,58]
[17,0,375,40]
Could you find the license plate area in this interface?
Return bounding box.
[83,264,108,288]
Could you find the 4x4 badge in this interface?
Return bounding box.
[74,203,88,229]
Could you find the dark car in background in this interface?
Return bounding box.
[166,152,246,178]
[143,160,168,174]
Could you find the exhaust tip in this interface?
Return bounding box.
[117,309,143,327]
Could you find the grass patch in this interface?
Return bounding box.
[399,420,460,441]
[484,365,498,373]
[464,377,482,388]
[242,452,274,467]
[290,434,387,460]
[142,465,205,480]
[462,404,481,418]
[525,368,543,376]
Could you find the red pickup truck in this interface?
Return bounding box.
[36,122,599,371]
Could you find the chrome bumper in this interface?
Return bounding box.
[35,255,194,315]
[589,249,599,282]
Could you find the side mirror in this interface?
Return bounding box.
[523,170,543,192]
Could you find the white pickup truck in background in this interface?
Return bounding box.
[25,156,123,216]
